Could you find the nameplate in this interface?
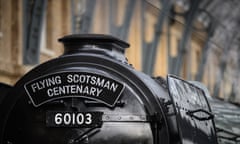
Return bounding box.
[24,72,125,107]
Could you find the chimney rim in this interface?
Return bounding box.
[58,34,130,49]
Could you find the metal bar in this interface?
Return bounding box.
[109,0,117,35]
[23,0,47,65]
[71,0,76,33]
[142,43,151,73]
[79,0,96,33]
[213,58,227,98]
[228,83,236,102]
[141,0,148,72]
[170,57,178,74]
[118,0,136,40]
[230,46,240,100]
[167,10,173,73]
[22,0,28,64]
[195,23,214,81]
[186,42,192,80]
[109,0,136,40]
[173,0,200,75]
[143,0,172,75]
[229,32,240,101]
[213,32,238,98]
[195,36,210,81]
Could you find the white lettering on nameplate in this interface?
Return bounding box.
[24,72,125,107]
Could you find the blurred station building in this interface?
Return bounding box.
[0,0,240,104]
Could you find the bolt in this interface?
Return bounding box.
[118,116,121,120]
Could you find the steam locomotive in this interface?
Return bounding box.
[0,34,239,144]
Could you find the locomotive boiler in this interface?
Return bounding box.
[0,34,239,144]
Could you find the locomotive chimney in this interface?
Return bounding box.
[58,34,129,61]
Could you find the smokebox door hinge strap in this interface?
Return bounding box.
[186,109,214,121]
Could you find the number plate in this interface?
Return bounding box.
[46,111,103,128]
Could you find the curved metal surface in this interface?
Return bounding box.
[189,80,240,144]
[0,34,168,144]
[167,75,218,144]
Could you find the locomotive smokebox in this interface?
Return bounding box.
[0,34,165,144]
[0,34,218,144]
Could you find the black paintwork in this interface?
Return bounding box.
[0,34,235,144]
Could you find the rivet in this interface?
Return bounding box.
[130,116,134,120]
